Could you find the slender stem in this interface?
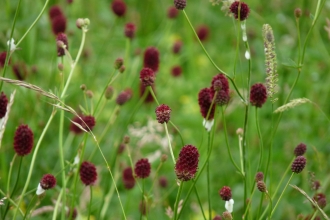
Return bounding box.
[88,186,93,220]
[148,86,160,105]
[243,186,256,219]
[23,194,36,220]
[169,121,184,147]
[192,181,206,220]
[174,182,183,220]
[13,110,56,219]
[164,123,175,164]
[59,105,66,220]
[148,161,164,194]
[52,189,63,220]
[0,189,24,217]
[6,154,17,195]
[207,132,211,220]
[266,191,273,220]
[140,179,145,220]
[241,104,249,212]
[255,107,263,172]
[270,173,294,218]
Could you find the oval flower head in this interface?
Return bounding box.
[36,174,56,195]
[175,145,199,181]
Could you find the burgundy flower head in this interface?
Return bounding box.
[255,172,264,182]
[198,88,215,120]
[67,208,78,220]
[40,174,56,190]
[172,41,182,54]
[143,47,160,72]
[122,167,135,189]
[140,83,154,103]
[168,6,179,19]
[291,156,306,173]
[13,124,34,156]
[140,67,155,86]
[312,180,321,191]
[294,143,307,157]
[171,66,182,77]
[0,92,8,119]
[250,83,267,108]
[219,186,232,201]
[0,52,9,68]
[211,74,229,94]
[51,15,67,35]
[49,5,63,20]
[175,145,199,181]
[196,25,209,42]
[135,158,151,178]
[313,193,327,209]
[174,0,186,10]
[111,0,126,17]
[230,1,250,21]
[80,161,97,185]
[257,181,267,193]
[215,90,230,106]
[213,215,223,220]
[124,23,136,39]
[116,88,133,105]
[70,115,96,134]
[155,104,171,124]
[158,176,168,188]
[56,33,69,57]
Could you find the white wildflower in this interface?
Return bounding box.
[225,199,234,213]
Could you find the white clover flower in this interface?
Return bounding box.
[7,38,16,51]
[203,119,214,132]
[225,199,234,213]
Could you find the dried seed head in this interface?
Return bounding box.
[250,83,267,108]
[40,174,56,190]
[143,47,160,72]
[222,211,233,220]
[219,186,232,201]
[122,167,135,189]
[229,1,250,21]
[155,104,171,124]
[134,158,151,178]
[196,25,210,42]
[255,172,264,182]
[291,156,307,173]
[111,0,126,17]
[198,88,215,120]
[79,161,97,185]
[256,181,267,193]
[0,92,8,119]
[140,67,156,86]
[294,143,307,156]
[13,124,34,156]
[70,115,96,134]
[174,0,186,10]
[116,88,133,105]
[56,33,69,57]
[175,145,199,181]
[167,6,179,19]
[124,23,136,39]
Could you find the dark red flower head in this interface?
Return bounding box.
[219,186,232,201]
[174,0,186,10]
[80,161,97,185]
[291,156,307,173]
[0,52,9,68]
[196,25,209,42]
[213,215,223,220]
[175,145,199,181]
[122,167,135,189]
[312,180,321,191]
[51,15,67,35]
[158,176,168,188]
[116,88,133,105]
[294,143,307,157]
[168,6,179,19]
[172,41,182,54]
[250,83,267,108]
[211,74,229,93]
[40,174,56,190]
[13,124,34,156]
[70,115,96,134]
[111,0,126,17]
[140,67,155,86]
[0,92,8,119]
[229,1,250,21]
[155,104,171,124]
[257,181,267,193]
[67,208,78,220]
[135,158,151,178]
[56,33,69,57]
[143,47,160,72]
[313,193,327,209]
[198,88,215,120]
[255,172,264,182]
[49,5,64,20]
[171,65,182,77]
[124,23,136,39]
[214,90,230,106]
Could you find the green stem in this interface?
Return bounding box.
[148,161,164,194]
[266,191,273,220]
[52,189,63,220]
[0,189,24,217]
[192,181,206,220]
[164,123,175,164]
[59,105,66,220]
[148,86,160,105]
[242,104,249,213]
[207,132,211,220]
[255,107,263,172]
[88,186,93,220]
[174,182,183,220]
[140,179,145,220]
[169,121,184,147]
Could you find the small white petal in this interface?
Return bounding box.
[36,183,45,195]
[242,33,247,42]
[240,22,246,30]
[203,119,214,132]
[74,155,80,165]
[245,51,250,60]
[7,38,16,51]
[225,199,234,213]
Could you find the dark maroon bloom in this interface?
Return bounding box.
[313,193,327,209]
[116,88,133,105]
[140,67,155,86]
[0,92,8,119]
[250,83,267,108]
[13,124,34,156]
[143,47,160,72]
[219,186,232,201]
[175,145,199,181]
[0,52,9,68]
[167,6,179,18]
[49,5,63,20]
[255,172,264,182]
[67,208,78,220]
[12,63,27,80]
[211,74,229,94]
[111,0,126,17]
[312,180,321,191]
[56,33,69,57]
[196,25,209,42]
[213,215,223,220]
[158,176,168,188]
[51,15,67,35]
[198,88,215,120]
[155,104,171,124]
[122,167,135,189]
[171,66,182,77]
[256,181,267,193]
[40,174,56,190]
[215,90,230,106]
[80,161,97,185]
[172,41,182,54]
[70,115,96,134]
[294,143,307,157]
[174,0,186,10]
[229,1,250,21]
[134,158,151,178]
[124,23,136,39]
[291,156,307,173]
[140,83,155,103]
